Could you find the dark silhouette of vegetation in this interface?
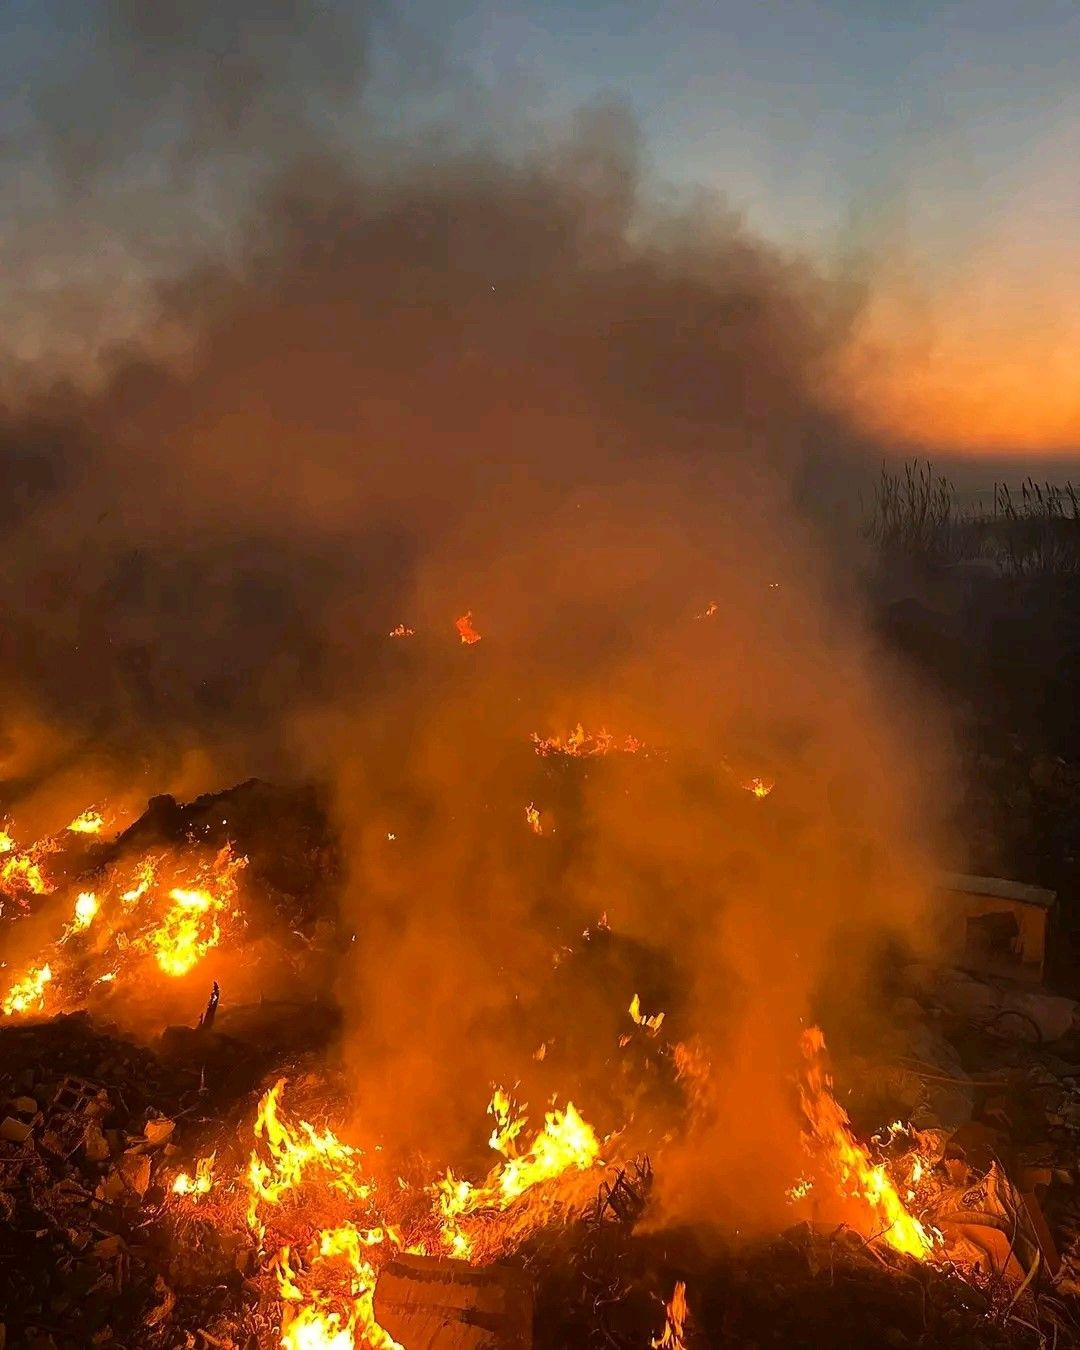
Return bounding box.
[865,461,1080,577]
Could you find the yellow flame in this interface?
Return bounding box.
[435,1089,601,1258]
[173,1154,215,1196]
[525,803,543,835]
[2,962,52,1016]
[139,847,245,977]
[67,809,105,835]
[629,993,665,1034]
[71,891,98,932]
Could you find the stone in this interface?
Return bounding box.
[0,1117,32,1143]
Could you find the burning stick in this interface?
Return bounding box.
[198,980,220,1030]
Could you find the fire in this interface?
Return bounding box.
[698,601,719,618]
[246,1080,375,1238]
[2,962,52,1016]
[71,890,99,932]
[525,803,543,835]
[0,852,50,897]
[0,828,14,854]
[798,1027,935,1260]
[629,993,665,1034]
[67,808,105,835]
[531,724,644,757]
[652,1281,689,1350]
[138,847,245,977]
[455,611,481,645]
[173,1153,215,1196]
[388,624,414,639]
[121,858,158,907]
[435,1089,602,1260]
[275,1226,402,1350]
[741,776,775,799]
[245,1082,403,1350]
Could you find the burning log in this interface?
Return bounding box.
[373,1253,533,1350]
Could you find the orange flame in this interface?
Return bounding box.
[652,1281,689,1350]
[525,803,543,835]
[531,724,644,758]
[455,611,481,645]
[388,624,414,639]
[798,1027,934,1260]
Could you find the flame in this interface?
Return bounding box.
[629,993,665,1034]
[525,803,543,835]
[455,611,481,645]
[0,852,50,897]
[741,776,775,799]
[0,828,14,854]
[139,847,245,977]
[435,1089,602,1259]
[245,1082,403,1350]
[246,1080,375,1238]
[652,1281,689,1350]
[67,809,105,835]
[275,1230,402,1350]
[173,1153,215,1196]
[388,624,414,639]
[121,858,158,907]
[698,601,719,618]
[2,962,52,1016]
[531,724,644,758]
[798,1027,934,1259]
[71,890,98,932]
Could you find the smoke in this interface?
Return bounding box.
[0,4,952,1235]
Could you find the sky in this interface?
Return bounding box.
[1,0,1078,459]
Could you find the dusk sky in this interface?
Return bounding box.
[3,0,1078,458]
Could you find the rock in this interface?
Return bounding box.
[95,1152,151,1204]
[83,1120,111,1163]
[998,989,1079,1043]
[143,1117,175,1147]
[0,1116,32,1143]
[935,972,999,1020]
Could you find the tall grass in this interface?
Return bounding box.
[863,461,957,566]
[865,462,1080,579]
